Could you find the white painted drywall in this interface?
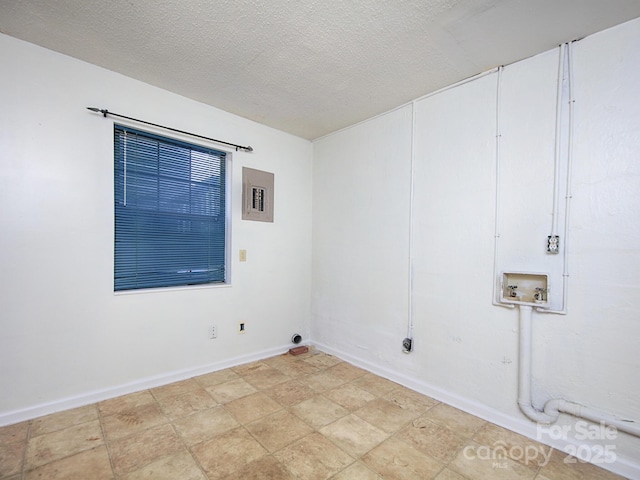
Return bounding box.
[312,18,640,476]
[2,14,639,477]
[311,105,413,364]
[0,34,313,419]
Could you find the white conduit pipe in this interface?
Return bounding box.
[406,100,417,339]
[550,44,565,238]
[492,66,515,309]
[517,43,640,436]
[400,68,501,346]
[404,70,501,338]
[484,42,639,438]
[538,41,575,315]
[518,305,640,437]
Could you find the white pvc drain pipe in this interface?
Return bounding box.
[517,305,640,437]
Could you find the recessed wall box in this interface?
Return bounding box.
[500,272,549,307]
[242,167,274,222]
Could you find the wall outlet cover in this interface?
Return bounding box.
[547,235,560,254]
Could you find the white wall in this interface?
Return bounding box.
[312,18,640,477]
[2,15,639,477]
[311,105,412,364]
[0,34,313,422]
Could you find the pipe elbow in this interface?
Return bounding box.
[518,401,558,425]
[543,398,564,418]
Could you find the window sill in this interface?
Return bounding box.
[114,282,231,296]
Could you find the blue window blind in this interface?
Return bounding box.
[114,125,227,291]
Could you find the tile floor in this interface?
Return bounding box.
[0,348,627,480]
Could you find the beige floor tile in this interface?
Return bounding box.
[536,449,626,480]
[264,379,317,407]
[354,398,419,434]
[119,450,206,480]
[261,352,294,367]
[222,455,297,480]
[324,383,377,411]
[326,362,368,382]
[421,403,486,438]
[352,374,399,397]
[0,421,29,444]
[245,410,313,452]
[150,379,201,400]
[98,390,156,417]
[270,358,321,377]
[396,416,468,464]
[191,427,267,480]
[172,405,239,446]
[205,378,257,404]
[5,351,627,480]
[331,461,383,480]
[383,386,439,415]
[24,445,113,480]
[108,423,184,476]
[291,396,349,429]
[362,436,444,480]
[302,352,343,369]
[473,422,550,469]
[0,440,26,477]
[434,467,468,480]
[300,372,348,392]
[156,388,217,420]
[241,365,291,390]
[102,403,168,441]
[232,361,272,376]
[273,432,354,480]
[224,392,282,424]
[320,414,388,457]
[449,440,536,480]
[232,361,269,375]
[25,420,104,469]
[30,405,98,437]
[194,368,240,388]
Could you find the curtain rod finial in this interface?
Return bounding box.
[87,107,108,117]
[245,146,253,152]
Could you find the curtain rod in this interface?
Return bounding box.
[86,107,253,152]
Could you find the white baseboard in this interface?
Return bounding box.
[312,341,640,480]
[0,343,291,427]
[3,340,638,479]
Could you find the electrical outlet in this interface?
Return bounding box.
[209,325,217,339]
[547,235,560,254]
[239,322,246,334]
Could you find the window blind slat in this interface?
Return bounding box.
[114,125,227,291]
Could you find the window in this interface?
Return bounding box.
[114,125,227,291]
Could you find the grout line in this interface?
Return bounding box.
[19,419,32,480]
[95,401,118,479]
[168,419,210,480]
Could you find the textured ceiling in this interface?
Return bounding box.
[2,0,640,140]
